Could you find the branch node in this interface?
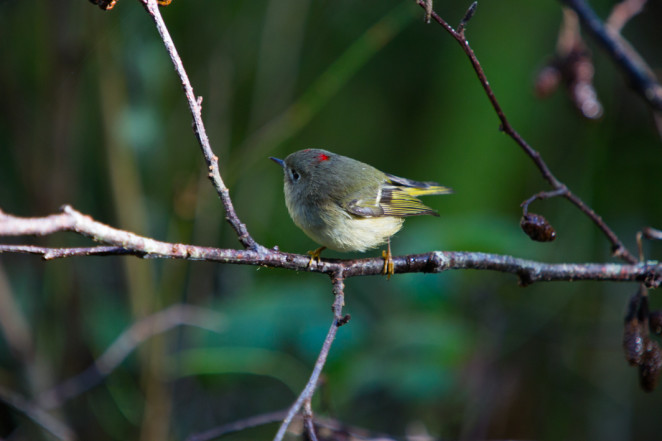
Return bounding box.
[337,314,351,327]
[517,273,533,287]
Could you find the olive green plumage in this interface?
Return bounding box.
[271,148,452,253]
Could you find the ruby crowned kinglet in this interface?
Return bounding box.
[270,148,452,275]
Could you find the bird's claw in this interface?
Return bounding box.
[382,248,394,279]
[307,246,326,268]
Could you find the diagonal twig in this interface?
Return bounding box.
[139,0,265,252]
[273,274,348,441]
[414,0,638,264]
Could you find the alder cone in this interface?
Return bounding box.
[521,213,556,242]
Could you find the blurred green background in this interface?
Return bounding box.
[1,0,661,439]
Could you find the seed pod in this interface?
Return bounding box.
[639,342,662,392]
[623,319,645,366]
[520,213,556,242]
[623,289,649,365]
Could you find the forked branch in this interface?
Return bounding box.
[415,0,638,264]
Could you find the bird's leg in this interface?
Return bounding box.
[381,238,394,279]
[307,246,326,267]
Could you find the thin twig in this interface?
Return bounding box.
[273,275,346,441]
[138,0,264,252]
[37,304,225,409]
[302,399,319,441]
[521,188,568,216]
[414,0,637,264]
[186,410,289,441]
[189,410,399,441]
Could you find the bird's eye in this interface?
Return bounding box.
[290,169,300,182]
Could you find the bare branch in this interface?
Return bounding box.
[37,304,225,409]
[138,0,264,252]
[187,410,289,441]
[189,410,401,441]
[302,399,319,441]
[413,0,637,264]
[273,275,346,441]
[521,188,568,216]
[2,207,661,286]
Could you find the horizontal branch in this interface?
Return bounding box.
[1,207,660,287]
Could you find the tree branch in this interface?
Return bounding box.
[187,409,402,441]
[138,0,264,252]
[186,410,289,441]
[1,207,660,286]
[273,274,347,441]
[414,0,638,264]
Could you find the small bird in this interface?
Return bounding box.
[270,149,452,276]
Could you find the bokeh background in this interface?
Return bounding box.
[1,0,662,439]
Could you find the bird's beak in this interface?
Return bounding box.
[270,157,285,168]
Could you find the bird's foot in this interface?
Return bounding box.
[307,246,326,268]
[382,248,394,279]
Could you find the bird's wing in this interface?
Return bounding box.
[378,185,439,217]
[384,173,453,197]
[343,175,452,218]
[343,198,384,217]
